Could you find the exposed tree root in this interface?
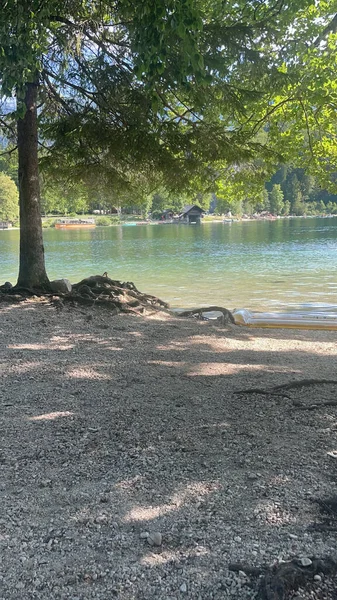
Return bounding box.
[0,293,26,303]
[5,275,169,315]
[229,556,337,600]
[234,388,292,399]
[236,379,337,400]
[273,378,337,391]
[68,275,169,314]
[228,562,265,577]
[177,306,235,324]
[0,274,169,316]
[308,495,337,531]
[293,399,337,410]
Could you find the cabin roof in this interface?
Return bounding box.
[180,204,203,216]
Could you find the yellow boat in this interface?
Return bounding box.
[55,219,96,229]
[233,308,337,330]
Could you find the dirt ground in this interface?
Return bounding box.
[0,299,337,599]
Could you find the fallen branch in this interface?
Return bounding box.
[234,388,291,399]
[230,556,337,600]
[177,306,235,324]
[236,379,337,399]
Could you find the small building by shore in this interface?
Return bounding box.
[0,222,13,230]
[179,205,204,224]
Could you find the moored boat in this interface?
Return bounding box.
[55,219,96,229]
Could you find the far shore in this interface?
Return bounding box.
[2,213,336,232]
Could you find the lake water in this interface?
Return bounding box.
[1,218,337,310]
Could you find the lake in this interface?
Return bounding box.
[1,217,337,310]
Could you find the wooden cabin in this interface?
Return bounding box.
[179,205,204,224]
[0,222,12,229]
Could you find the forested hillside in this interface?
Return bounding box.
[1,152,337,220]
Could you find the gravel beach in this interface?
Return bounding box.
[0,299,336,599]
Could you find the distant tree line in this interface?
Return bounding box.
[214,165,337,217]
[1,1,337,287]
[1,150,337,221]
[266,166,337,216]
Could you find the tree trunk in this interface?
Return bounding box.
[17,81,49,289]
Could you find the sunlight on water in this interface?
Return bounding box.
[1,218,337,311]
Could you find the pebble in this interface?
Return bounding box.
[180,582,187,593]
[234,536,242,543]
[95,515,107,524]
[147,532,162,546]
[299,557,312,567]
[314,574,322,582]
[289,533,298,539]
[140,531,149,539]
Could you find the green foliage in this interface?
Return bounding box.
[41,218,57,228]
[257,6,337,191]
[0,150,18,184]
[259,189,270,212]
[0,172,19,221]
[266,164,337,215]
[4,0,333,198]
[40,179,90,215]
[149,188,211,216]
[1,0,337,227]
[269,184,284,215]
[283,200,291,216]
[214,159,337,217]
[95,216,111,226]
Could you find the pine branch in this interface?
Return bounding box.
[42,72,75,115]
[168,90,203,123]
[0,145,17,157]
[42,67,95,103]
[249,97,294,135]
[0,117,16,137]
[154,89,197,125]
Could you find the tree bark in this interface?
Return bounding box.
[17,80,49,289]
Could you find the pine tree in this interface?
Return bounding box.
[269,184,284,215]
[1,1,337,287]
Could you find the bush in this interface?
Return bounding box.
[42,219,57,228]
[95,216,111,226]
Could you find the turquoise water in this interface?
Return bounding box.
[1,218,337,310]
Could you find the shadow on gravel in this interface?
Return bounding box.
[1,301,337,599]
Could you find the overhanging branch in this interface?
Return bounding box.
[314,13,337,47]
[0,145,18,157]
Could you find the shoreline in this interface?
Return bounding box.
[2,214,336,232]
[0,301,336,599]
